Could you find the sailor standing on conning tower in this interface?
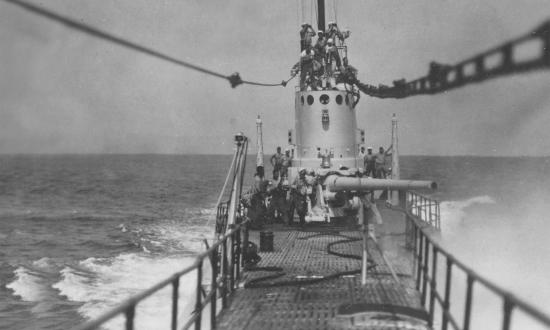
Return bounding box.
[299,22,316,51]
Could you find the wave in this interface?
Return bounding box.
[439,195,496,237]
[6,267,50,302]
[52,253,203,330]
[122,220,213,255]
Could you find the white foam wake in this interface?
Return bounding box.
[6,265,53,302]
[439,195,496,236]
[53,253,208,330]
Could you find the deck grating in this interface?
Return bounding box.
[216,208,430,330]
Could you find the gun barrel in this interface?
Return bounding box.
[325,175,437,192]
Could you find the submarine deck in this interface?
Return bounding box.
[216,205,430,330]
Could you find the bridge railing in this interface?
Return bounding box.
[406,212,550,330]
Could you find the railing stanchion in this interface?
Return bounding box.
[195,261,203,330]
[235,226,241,281]
[442,258,453,330]
[125,304,135,330]
[502,299,514,330]
[416,231,424,290]
[222,239,229,308]
[229,226,235,291]
[242,222,249,268]
[463,275,474,330]
[210,249,218,329]
[428,246,438,327]
[421,237,430,306]
[171,277,179,330]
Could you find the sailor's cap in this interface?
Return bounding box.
[367,147,373,150]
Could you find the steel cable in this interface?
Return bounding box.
[2,0,290,88]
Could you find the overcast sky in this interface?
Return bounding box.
[0,0,549,155]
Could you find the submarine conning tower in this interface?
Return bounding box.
[293,89,359,169]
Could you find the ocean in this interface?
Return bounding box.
[1,154,550,329]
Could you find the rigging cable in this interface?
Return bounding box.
[344,18,550,99]
[2,0,291,89]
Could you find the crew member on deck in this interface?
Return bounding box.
[267,179,291,225]
[359,146,366,158]
[242,173,269,229]
[280,148,293,179]
[375,146,392,178]
[291,169,309,226]
[364,147,375,177]
[270,146,284,180]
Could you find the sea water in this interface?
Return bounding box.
[1,155,549,329]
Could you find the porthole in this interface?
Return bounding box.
[345,95,349,105]
[336,95,343,105]
[301,95,305,105]
[320,94,330,105]
[307,95,314,105]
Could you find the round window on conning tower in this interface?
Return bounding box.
[336,95,343,105]
[307,95,314,105]
[320,94,330,105]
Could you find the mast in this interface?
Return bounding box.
[256,115,265,178]
[390,114,400,206]
[317,0,325,32]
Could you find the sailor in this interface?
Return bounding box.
[270,146,284,180]
[241,173,269,229]
[313,30,327,64]
[325,38,341,88]
[280,148,293,179]
[339,57,358,84]
[299,22,316,51]
[291,169,309,226]
[299,46,316,90]
[267,179,291,224]
[375,146,392,178]
[326,21,343,43]
[364,147,375,177]
[359,146,366,158]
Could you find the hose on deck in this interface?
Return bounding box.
[242,231,378,289]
